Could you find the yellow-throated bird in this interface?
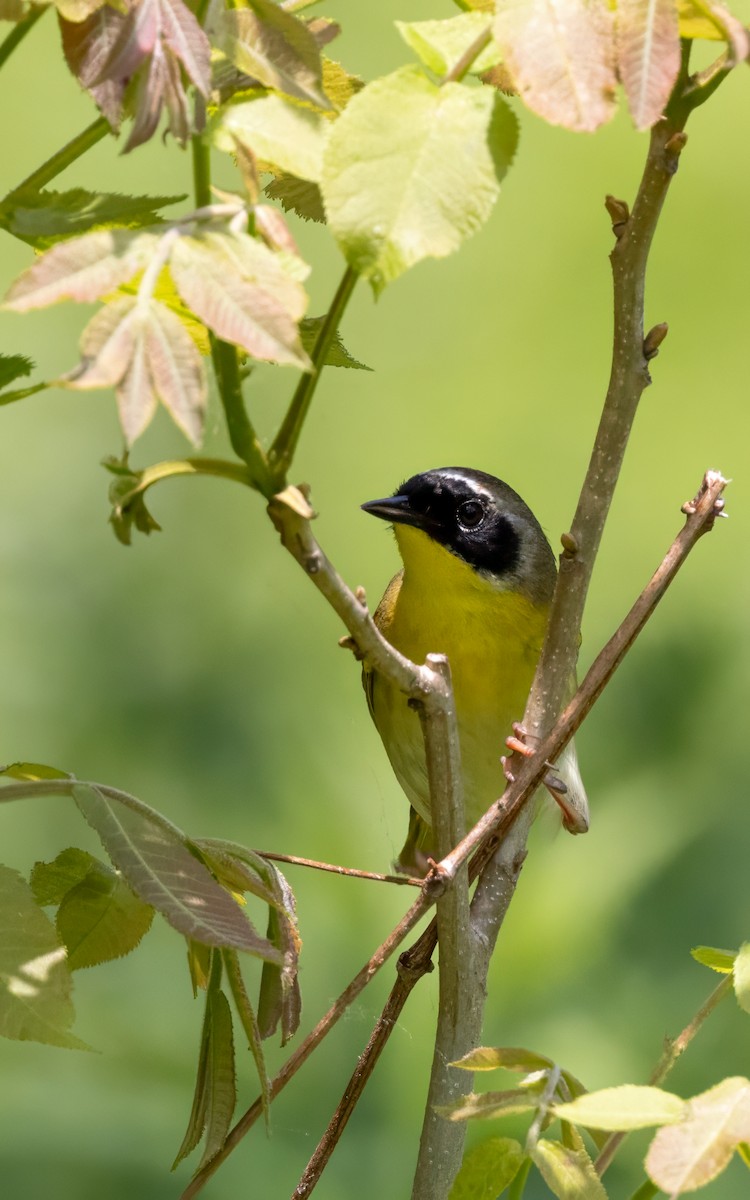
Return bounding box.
[362,467,587,874]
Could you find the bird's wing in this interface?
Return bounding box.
[361,569,404,722]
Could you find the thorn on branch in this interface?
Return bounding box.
[644,322,669,360]
[664,131,688,175]
[605,194,630,238]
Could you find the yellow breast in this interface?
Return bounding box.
[370,526,549,828]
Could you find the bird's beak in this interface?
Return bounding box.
[362,493,439,534]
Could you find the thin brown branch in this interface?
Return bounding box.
[595,972,734,1176]
[181,470,726,1199]
[257,850,421,887]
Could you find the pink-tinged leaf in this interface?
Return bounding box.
[116,318,157,445]
[95,0,160,83]
[253,205,300,255]
[65,295,140,390]
[646,1077,750,1194]
[142,300,206,445]
[162,48,191,145]
[199,230,309,320]
[125,42,169,152]
[159,0,210,93]
[617,0,681,130]
[170,235,310,369]
[4,230,158,311]
[494,0,617,132]
[59,7,128,129]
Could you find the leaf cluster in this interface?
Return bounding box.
[0,764,301,1171]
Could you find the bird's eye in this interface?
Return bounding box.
[457,499,485,530]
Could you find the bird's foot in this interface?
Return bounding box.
[504,723,581,832]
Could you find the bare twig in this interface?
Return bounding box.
[257,850,421,887]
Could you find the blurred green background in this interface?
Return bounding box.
[1,3,749,1197]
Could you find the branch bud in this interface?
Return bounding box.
[664,131,688,175]
[644,322,669,360]
[605,194,630,238]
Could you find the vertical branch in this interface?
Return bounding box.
[412,655,474,1199]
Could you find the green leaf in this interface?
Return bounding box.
[173,976,212,1168]
[449,1137,525,1199]
[616,0,681,131]
[105,459,163,546]
[216,1,329,109]
[72,784,283,960]
[691,945,736,973]
[56,861,154,970]
[169,231,310,369]
[531,1138,608,1199]
[321,65,518,295]
[3,229,159,311]
[197,986,237,1169]
[396,12,500,77]
[0,353,34,390]
[31,848,99,906]
[452,1045,555,1073]
[0,864,89,1050]
[264,172,325,223]
[0,188,184,249]
[553,1085,687,1131]
[300,316,371,370]
[223,949,270,1129]
[214,92,328,183]
[494,0,617,133]
[321,56,364,112]
[733,942,750,1014]
[440,1088,540,1122]
[187,939,213,995]
[646,1077,750,1194]
[738,1141,750,1169]
[0,760,71,782]
[191,839,279,908]
[258,867,301,1044]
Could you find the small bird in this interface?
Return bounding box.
[361,467,587,874]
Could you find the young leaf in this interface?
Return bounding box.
[191,839,279,908]
[258,868,301,1044]
[452,1045,555,1073]
[223,949,270,1129]
[169,232,310,368]
[0,760,71,781]
[59,4,129,128]
[322,65,518,295]
[72,784,284,960]
[264,172,325,224]
[448,1136,525,1200]
[531,1138,608,1199]
[552,1085,687,1131]
[141,298,206,445]
[300,316,371,370]
[0,864,89,1050]
[616,0,681,131]
[3,229,158,311]
[196,986,237,1169]
[56,861,154,970]
[493,0,617,133]
[0,187,184,249]
[214,93,328,183]
[733,942,750,1014]
[321,56,364,112]
[646,1077,750,1194]
[396,12,501,77]
[678,0,750,60]
[0,353,34,390]
[440,1088,540,1122]
[187,939,213,995]
[691,944,736,973]
[173,977,212,1167]
[31,847,100,906]
[216,1,329,109]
